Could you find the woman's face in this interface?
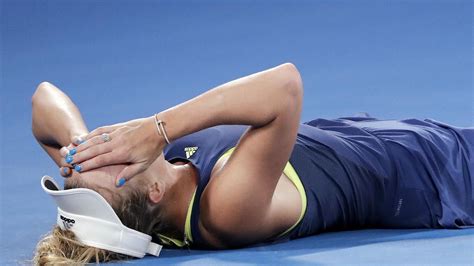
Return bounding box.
[66,165,123,189]
[64,164,145,205]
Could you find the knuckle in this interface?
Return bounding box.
[75,145,85,153]
[95,156,103,166]
[123,145,132,155]
[119,126,129,133]
[92,127,105,136]
[92,135,103,144]
[71,154,82,164]
[96,155,108,165]
[89,146,101,156]
[112,136,123,147]
[98,143,111,155]
[118,149,129,160]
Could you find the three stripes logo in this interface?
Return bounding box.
[60,215,75,230]
[184,147,198,159]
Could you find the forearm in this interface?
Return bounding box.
[157,63,302,141]
[67,63,301,178]
[32,82,88,164]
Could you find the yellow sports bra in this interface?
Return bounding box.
[157,147,307,247]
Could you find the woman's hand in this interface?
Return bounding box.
[58,134,89,177]
[58,118,146,177]
[64,116,166,187]
[58,143,78,177]
[81,118,147,138]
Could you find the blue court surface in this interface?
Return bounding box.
[1,0,473,265]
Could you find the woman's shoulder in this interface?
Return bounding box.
[197,156,302,249]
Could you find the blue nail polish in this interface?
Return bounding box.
[65,155,73,164]
[74,164,82,172]
[117,178,126,187]
[62,167,68,175]
[69,148,77,155]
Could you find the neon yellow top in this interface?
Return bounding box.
[157,147,307,246]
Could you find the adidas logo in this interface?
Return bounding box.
[60,215,75,230]
[184,147,198,159]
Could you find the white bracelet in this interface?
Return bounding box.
[154,114,171,144]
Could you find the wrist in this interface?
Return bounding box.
[145,115,166,149]
[152,114,171,145]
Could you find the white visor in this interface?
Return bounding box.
[41,175,162,258]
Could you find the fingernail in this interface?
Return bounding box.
[62,167,69,175]
[74,164,82,172]
[73,136,84,145]
[60,147,69,157]
[65,155,73,164]
[68,148,77,156]
[116,178,126,187]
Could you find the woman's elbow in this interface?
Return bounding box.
[32,81,53,106]
[277,62,303,109]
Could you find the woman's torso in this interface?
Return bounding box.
[162,116,474,247]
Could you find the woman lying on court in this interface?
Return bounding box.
[32,63,473,264]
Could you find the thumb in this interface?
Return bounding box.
[115,163,146,188]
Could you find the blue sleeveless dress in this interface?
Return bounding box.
[162,116,473,248]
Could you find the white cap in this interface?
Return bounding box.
[41,175,162,258]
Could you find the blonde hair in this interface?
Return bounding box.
[34,226,128,265]
[33,178,168,265]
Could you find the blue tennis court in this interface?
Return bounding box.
[1,1,472,265]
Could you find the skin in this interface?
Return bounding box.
[32,62,303,248]
[32,84,198,241]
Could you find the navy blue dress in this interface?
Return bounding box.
[163,116,473,247]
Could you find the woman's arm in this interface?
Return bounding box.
[31,82,89,169]
[161,63,303,247]
[157,63,302,139]
[73,63,302,182]
[157,63,303,245]
[72,62,302,246]
[194,63,302,246]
